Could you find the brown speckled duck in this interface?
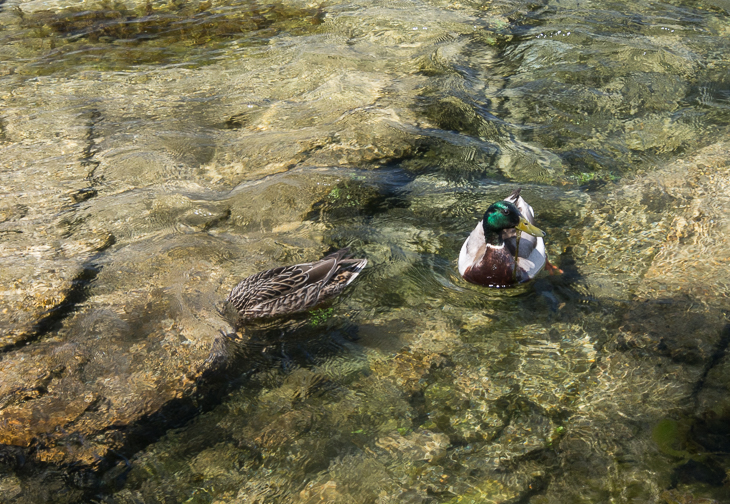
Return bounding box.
[459,188,559,288]
[226,248,367,320]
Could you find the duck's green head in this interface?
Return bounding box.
[482,201,545,238]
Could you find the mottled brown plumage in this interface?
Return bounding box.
[226,248,367,321]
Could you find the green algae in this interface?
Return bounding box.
[652,417,712,466]
[653,418,690,460]
[309,307,335,326]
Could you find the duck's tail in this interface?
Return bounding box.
[341,257,368,286]
[506,187,522,202]
[323,248,367,286]
[319,254,367,298]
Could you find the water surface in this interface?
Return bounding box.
[0,0,729,502]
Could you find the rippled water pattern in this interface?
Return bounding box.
[0,0,729,502]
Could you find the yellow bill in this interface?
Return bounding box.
[516,217,546,237]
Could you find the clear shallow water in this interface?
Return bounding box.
[0,0,729,502]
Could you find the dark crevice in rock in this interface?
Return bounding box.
[690,415,730,454]
[671,458,728,488]
[473,391,556,450]
[508,473,552,504]
[0,266,101,355]
[81,108,103,185]
[691,322,730,404]
[0,115,7,141]
[201,207,231,231]
[0,366,68,411]
[408,389,429,429]
[496,448,559,503]
[70,188,98,204]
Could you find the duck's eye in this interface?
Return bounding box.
[501,208,510,215]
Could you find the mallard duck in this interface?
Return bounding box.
[226,248,367,320]
[459,188,558,288]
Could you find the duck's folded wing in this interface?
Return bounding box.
[458,221,487,276]
[242,280,325,318]
[227,257,337,311]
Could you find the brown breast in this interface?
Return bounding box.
[462,246,526,288]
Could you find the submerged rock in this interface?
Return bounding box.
[0,237,229,467]
[541,142,730,503]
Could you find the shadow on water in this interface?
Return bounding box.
[0,301,371,499]
[489,316,730,503]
